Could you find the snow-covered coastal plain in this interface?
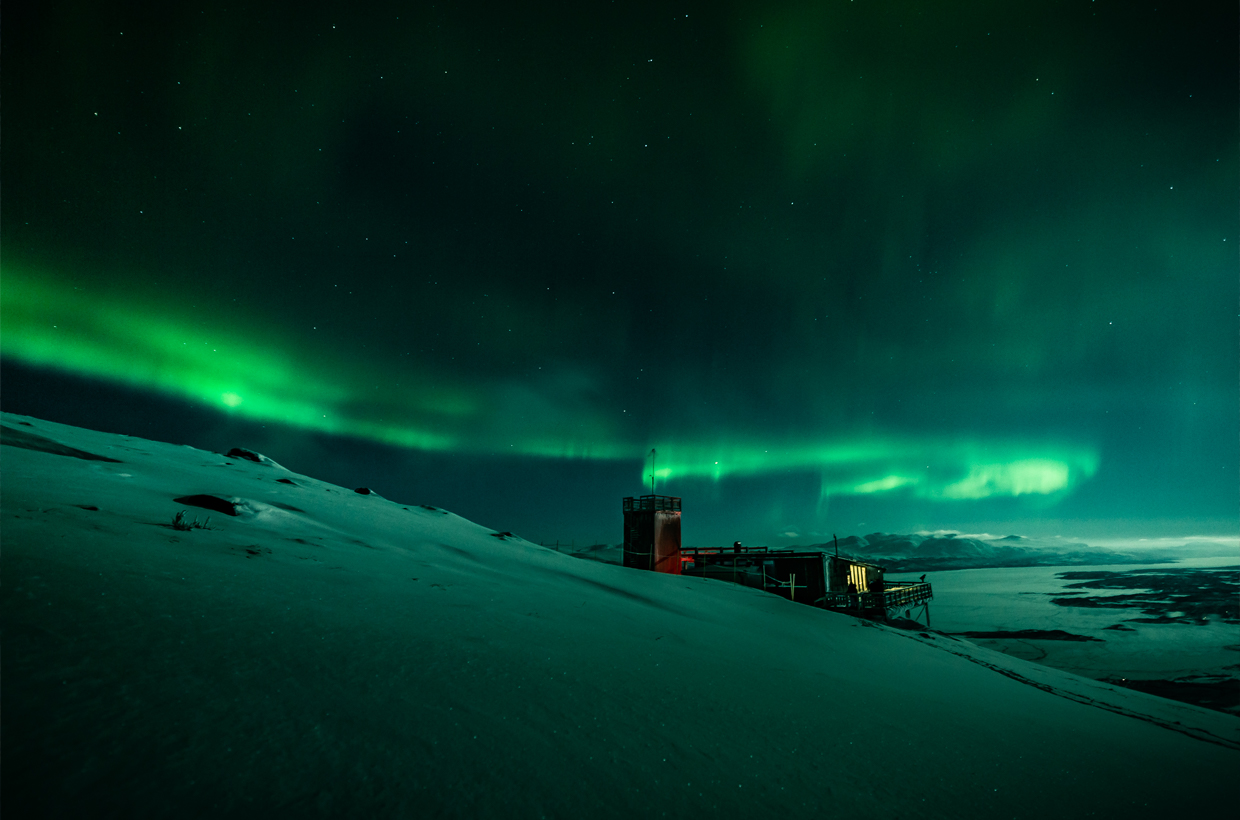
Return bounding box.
[3,413,1237,817]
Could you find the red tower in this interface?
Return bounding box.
[622,495,682,574]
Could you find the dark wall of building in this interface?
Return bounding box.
[622,504,682,574]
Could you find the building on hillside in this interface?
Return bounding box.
[679,545,933,624]
[621,495,932,624]
[621,495,682,574]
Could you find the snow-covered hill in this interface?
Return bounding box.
[3,413,1237,817]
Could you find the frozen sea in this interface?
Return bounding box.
[890,557,1240,707]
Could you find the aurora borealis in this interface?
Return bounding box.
[2,1,1236,546]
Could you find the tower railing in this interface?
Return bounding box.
[622,495,681,512]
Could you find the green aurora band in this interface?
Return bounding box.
[2,262,1098,501]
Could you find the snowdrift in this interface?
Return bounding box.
[3,413,1237,817]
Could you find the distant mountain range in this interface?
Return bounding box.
[803,532,1193,572]
[564,532,1229,572]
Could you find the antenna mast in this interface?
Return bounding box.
[649,448,657,494]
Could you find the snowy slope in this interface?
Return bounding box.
[3,413,1238,818]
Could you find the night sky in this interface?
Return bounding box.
[3,0,1236,547]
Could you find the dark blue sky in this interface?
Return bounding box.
[3,0,1236,546]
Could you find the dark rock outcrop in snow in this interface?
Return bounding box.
[227,447,266,463]
[224,448,287,469]
[173,494,240,516]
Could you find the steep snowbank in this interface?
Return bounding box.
[3,413,1237,817]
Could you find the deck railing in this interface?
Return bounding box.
[879,582,934,609]
[818,581,933,612]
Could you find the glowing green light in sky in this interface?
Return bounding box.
[1,263,468,450]
[941,459,1073,499]
[2,262,1099,504]
[646,439,1098,501]
[854,475,916,494]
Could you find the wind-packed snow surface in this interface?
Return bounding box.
[3,413,1238,817]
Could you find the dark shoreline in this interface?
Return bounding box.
[1102,677,1240,714]
[1049,566,1240,625]
[952,629,1103,642]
